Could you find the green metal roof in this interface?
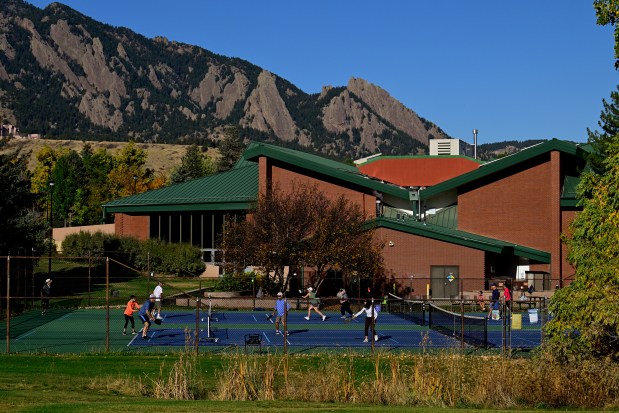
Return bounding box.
[425,205,458,229]
[102,163,258,214]
[420,139,589,201]
[243,142,411,199]
[375,217,550,263]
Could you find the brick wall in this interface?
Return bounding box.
[262,159,376,218]
[375,227,485,292]
[114,214,150,240]
[458,157,553,252]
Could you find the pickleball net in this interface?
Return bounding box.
[387,293,426,326]
[427,303,488,348]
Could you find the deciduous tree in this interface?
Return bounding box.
[544,86,619,361]
[221,184,384,294]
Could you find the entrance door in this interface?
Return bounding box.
[430,266,460,299]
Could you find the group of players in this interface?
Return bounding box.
[273,287,380,343]
[122,281,163,339]
[122,282,379,343]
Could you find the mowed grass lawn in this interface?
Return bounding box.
[0,353,607,413]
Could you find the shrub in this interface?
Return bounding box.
[215,271,256,292]
[61,232,204,277]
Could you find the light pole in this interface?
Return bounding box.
[48,180,54,277]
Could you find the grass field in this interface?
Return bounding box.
[0,353,609,413]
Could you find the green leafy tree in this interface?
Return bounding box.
[216,126,245,173]
[544,88,619,361]
[594,0,619,68]
[80,146,114,225]
[51,150,84,227]
[107,141,158,198]
[170,144,215,184]
[542,0,619,363]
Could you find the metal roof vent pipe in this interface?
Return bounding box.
[473,129,478,159]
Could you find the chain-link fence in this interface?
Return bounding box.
[1,257,551,355]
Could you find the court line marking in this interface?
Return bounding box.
[16,329,37,340]
[262,332,271,343]
[127,334,139,347]
[58,313,72,321]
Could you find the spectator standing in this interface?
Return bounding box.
[41,278,52,315]
[487,283,500,320]
[337,288,353,318]
[503,283,512,314]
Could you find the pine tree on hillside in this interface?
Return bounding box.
[216,126,245,173]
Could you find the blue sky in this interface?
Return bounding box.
[27,0,618,144]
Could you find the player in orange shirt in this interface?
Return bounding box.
[123,295,140,335]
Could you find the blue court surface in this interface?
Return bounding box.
[127,310,543,350]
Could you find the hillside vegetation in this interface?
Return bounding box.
[0,137,218,175]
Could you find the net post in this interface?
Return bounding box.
[460,298,464,354]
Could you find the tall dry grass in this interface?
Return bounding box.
[213,351,619,409]
[150,329,206,400]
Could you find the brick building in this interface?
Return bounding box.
[102,139,587,298]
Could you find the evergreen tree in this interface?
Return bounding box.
[0,148,47,255]
[216,126,245,173]
[170,144,215,184]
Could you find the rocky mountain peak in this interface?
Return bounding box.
[0,0,451,158]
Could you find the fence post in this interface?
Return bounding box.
[195,280,201,354]
[5,256,10,354]
[106,256,109,353]
[283,298,288,355]
[371,298,375,354]
[460,298,464,355]
[88,253,91,307]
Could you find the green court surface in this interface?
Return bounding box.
[1,306,543,354]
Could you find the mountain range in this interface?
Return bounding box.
[0,0,453,159]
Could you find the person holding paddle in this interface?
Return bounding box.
[302,287,326,321]
[272,292,291,335]
[123,295,140,335]
[352,299,379,343]
[337,288,353,318]
[138,294,157,340]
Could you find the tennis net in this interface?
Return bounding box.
[428,303,488,348]
[387,293,425,326]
